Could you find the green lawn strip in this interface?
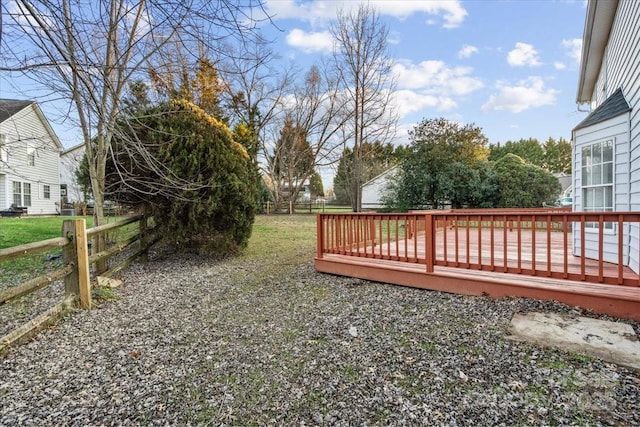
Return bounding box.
[0,216,94,249]
[0,216,146,290]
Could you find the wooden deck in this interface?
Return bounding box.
[315,212,640,321]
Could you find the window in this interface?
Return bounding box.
[0,134,6,162]
[581,139,613,230]
[27,145,35,166]
[12,181,22,206]
[23,183,32,206]
[44,184,50,199]
[11,181,32,206]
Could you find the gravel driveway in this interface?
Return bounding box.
[1,243,639,426]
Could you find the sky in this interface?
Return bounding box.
[1,0,590,187]
[258,0,589,148]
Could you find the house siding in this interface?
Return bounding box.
[361,168,397,210]
[0,174,5,208]
[577,0,640,273]
[573,113,631,266]
[593,1,640,168]
[0,104,61,214]
[60,144,85,203]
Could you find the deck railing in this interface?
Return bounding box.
[317,209,640,287]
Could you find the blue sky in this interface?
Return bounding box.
[1,1,588,157]
[260,0,588,147]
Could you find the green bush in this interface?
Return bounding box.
[107,100,257,256]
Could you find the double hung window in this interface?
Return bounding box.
[581,140,613,230]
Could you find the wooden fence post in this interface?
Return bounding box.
[62,219,92,309]
[139,212,149,263]
[62,220,78,305]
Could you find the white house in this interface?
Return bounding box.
[361,167,398,210]
[572,0,640,272]
[0,99,62,215]
[60,143,86,204]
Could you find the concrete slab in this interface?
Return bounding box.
[508,312,640,371]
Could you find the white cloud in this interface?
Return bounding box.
[507,42,542,67]
[376,1,467,27]
[393,60,483,94]
[390,59,483,118]
[561,38,582,65]
[388,30,401,45]
[285,29,333,53]
[554,62,567,70]
[458,44,478,59]
[482,77,557,113]
[393,90,457,117]
[264,0,467,28]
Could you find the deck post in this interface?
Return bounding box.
[425,213,434,273]
[316,214,324,259]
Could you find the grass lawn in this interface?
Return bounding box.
[0,216,94,250]
[0,214,317,290]
[0,215,141,289]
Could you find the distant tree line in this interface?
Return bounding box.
[488,137,572,175]
[382,118,563,211]
[331,118,566,211]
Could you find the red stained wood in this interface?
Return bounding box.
[316,211,640,321]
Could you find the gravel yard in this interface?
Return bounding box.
[1,216,639,426]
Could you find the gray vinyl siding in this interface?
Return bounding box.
[573,114,630,266]
[584,0,640,273]
[0,104,61,214]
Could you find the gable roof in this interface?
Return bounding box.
[573,87,631,131]
[362,166,398,189]
[61,142,85,157]
[0,99,34,123]
[0,98,63,150]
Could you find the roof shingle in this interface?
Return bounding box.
[574,88,631,131]
[0,99,34,124]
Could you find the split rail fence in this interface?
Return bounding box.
[0,214,156,353]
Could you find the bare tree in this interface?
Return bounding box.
[220,39,294,164]
[330,4,398,211]
[0,0,266,226]
[264,64,351,210]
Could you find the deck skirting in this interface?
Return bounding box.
[315,255,640,321]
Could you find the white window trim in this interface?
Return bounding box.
[27,145,36,166]
[12,181,22,206]
[23,182,32,207]
[581,138,615,234]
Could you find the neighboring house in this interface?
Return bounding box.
[554,173,572,198]
[282,180,312,201]
[0,99,62,215]
[60,143,86,204]
[573,0,639,272]
[361,167,398,210]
